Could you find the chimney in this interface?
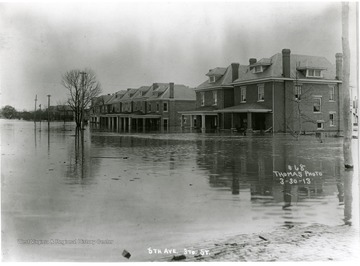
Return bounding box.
[169,82,174,99]
[335,53,343,80]
[231,63,239,82]
[152,83,158,90]
[282,49,291,78]
[249,58,257,65]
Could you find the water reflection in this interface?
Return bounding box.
[66,128,87,183]
[194,134,351,225]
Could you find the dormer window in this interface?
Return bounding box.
[306,69,322,78]
[254,65,263,73]
[209,76,216,83]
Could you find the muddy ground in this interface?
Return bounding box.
[158,224,360,262]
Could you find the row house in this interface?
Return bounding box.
[90,82,195,132]
[181,48,343,135]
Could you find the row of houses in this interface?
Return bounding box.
[90,48,345,134]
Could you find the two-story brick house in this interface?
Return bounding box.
[182,48,343,135]
[90,82,196,132]
[180,63,248,131]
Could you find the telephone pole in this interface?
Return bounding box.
[47,94,51,123]
[34,95,37,123]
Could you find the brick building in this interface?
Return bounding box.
[90,83,195,132]
[181,48,343,135]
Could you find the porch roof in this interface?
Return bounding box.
[217,103,272,113]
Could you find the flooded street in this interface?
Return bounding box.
[1,120,358,261]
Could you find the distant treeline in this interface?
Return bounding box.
[0,105,74,121]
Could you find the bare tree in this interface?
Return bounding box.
[61,69,102,128]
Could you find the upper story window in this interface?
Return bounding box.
[329,85,335,101]
[306,69,322,78]
[156,103,160,112]
[148,103,151,112]
[294,84,302,100]
[313,97,322,113]
[254,65,263,73]
[257,84,264,101]
[209,76,216,83]
[201,92,205,106]
[163,102,168,112]
[240,86,246,102]
[213,91,217,105]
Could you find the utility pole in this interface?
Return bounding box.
[34,95,37,123]
[47,95,51,124]
[80,71,86,128]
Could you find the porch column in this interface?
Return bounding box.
[247,112,252,132]
[128,117,132,132]
[201,114,206,132]
[190,115,194,128]
[180,115,184,128]
[231,113,235,131]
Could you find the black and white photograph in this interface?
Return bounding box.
[1,0,359,263]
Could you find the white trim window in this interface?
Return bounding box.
[329,85,335,101]
[209,76,216,83]
[240,86,246,102]
[163,102,168,112]
[200,92,205,106]
[329,112,335,126]
[156,103,160,112]
[294,84,302,100]
[317,120,324,130]
[148,103,152,112]
[306,69,322,78]
[313,97,321,113]
[213,91,217,105]
[257,84,265,101]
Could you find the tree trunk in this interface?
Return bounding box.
[342,2,353,169]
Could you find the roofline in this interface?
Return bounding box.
[195,85,233,91]
[232,77,342,85]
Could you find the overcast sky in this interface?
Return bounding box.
[0,1,357,111]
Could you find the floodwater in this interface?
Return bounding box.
[1,120,359,261]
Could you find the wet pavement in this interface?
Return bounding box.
[1,120,358,261]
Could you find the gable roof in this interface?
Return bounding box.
[121,88,139,102]
[197,64,248,90]
[92,94,113,106]
[206,67,227,76]
[107,90,127,104]
[146,83,196,100]
[233,52,336,83]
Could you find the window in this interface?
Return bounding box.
[294,84,302,100]
[163,118,168,131]
[148,103,151,112]
[313,98,321,112]
[156,103,160,112]
[240,86,246,102]
[163,102,168,112]
[329,86,335,101]
[307,69,322,78]
[317,121,324,130]
[201,92,205,106]
[213,91,217,105]
[257,84,264,101]
[209,76,216,83]
[254,65,263,73]
[329,113,335,126]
